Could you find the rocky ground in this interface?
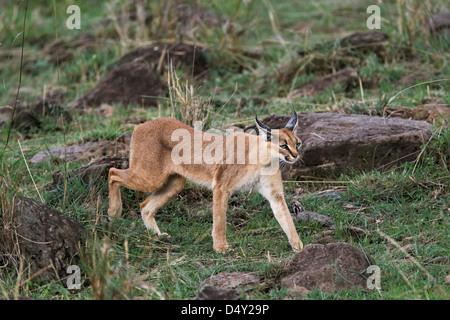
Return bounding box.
[0,1,449,300]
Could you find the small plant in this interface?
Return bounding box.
[167,62,214,131]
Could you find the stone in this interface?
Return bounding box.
[281,243,373,293]
[314,190,343,200]
[196,271,261,300]
[344,226,368,240]
[45,154,129,191]
[30,134,131,164]
[68,60,164,109]
[0,196,85,282]
[387,103,450,125]
[339,31,389,57]
[260,112,431,177]
[290,68,358,97]
[201,271,261,289]
[292,201,335,229]
[0,90,70,132]
[196,285,239,300]
[43,34,99,65]
[164,3,231,36]
[117,43,208,76]
[340,31,389,47]
[428,12,450,37]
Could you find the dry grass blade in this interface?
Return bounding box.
[167,61,212,130]
[385,78,450,108]
[18,141,43,203]
[3,0,28,151]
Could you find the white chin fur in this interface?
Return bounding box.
[279,154,296,164]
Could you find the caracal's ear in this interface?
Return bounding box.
[284,106,298,132]
[255,114,272,141]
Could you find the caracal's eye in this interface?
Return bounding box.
[296,142,302,149]
[280,144,289,150]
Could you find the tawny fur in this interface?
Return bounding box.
[108,117,303,252]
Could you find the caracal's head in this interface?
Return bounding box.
[255,108,302,164]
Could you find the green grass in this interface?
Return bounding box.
[1,0,449,300]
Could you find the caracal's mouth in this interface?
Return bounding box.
[279,155,299,165]
[284,158,298,164]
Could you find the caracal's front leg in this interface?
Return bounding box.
[212,187,231,253]
[258,177,303,251]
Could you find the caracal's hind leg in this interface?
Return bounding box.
[108,167,128,219]
[140,174,186,236]
[108,164,170,220]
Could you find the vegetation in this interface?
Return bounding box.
[0,0,449,300]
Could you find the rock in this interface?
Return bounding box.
[164,3,231,36]
[292,201,335,229]
[0,196,85,282]
[4,108,40,132]
[201,271,261,289]
[43,34,99,65]
[298,31,389,74]
[428,12,450,37]
[281,243,373,293]
[196,286,239,300]
[315,190,343,200]
[402,236,414,244]
[30,134,131,164]
[45,154,129,191]
[290,68,358,97]
[312,230,335,240]
[340,31,389,57]
[0,90,70,132]
[445,275,450,285]
[97,103,114,118]
[340,31,389,47]
[196,271,261,300]
[399,243,416,254]
[422,97,447,105]
[395,68,442,88]
[405,106,449,124]
[260,112,431,177]
[387,101,450,124]
[117,43,208,76]
[68,60,164,109]
[344,226,368,240]
[286,284,312,299]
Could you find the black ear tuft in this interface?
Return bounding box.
[255,114,272,132]
[284,107,297,131]
[255,114,272,141]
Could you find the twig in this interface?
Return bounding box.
[3,0,28,151]
[18,140,43,203]
[283,180,353,184]
[411,127,440,176]
[386,78,450,108]
[377,229,435,282]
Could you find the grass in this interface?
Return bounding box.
[0,0,449,300]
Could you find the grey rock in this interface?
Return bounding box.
[261,112,430,177]
[196,285,239,300]
[292,201,335,229]
[281,243,373,293]
[31,134,131,164]
[0,196,85,282]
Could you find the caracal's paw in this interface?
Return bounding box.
[213,242,230,253]
[291,239,304,252]
[159,232,173,243]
